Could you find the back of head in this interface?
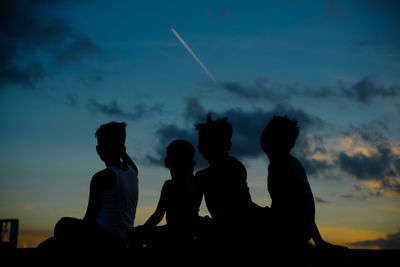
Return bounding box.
[195,114,233,159]
[165,139,195,178]
[260,116,299,156]
[96,122,127,160]
[165,139,195,167]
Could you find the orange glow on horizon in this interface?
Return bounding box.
[18,229,52,248]
[319,225,387,249]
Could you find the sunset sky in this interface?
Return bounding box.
[1,0,399,249]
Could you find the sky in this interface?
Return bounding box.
[0,0,399,249]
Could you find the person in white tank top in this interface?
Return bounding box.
[41,122,139,253]
[83,121,139,242]
[96,164,138,239]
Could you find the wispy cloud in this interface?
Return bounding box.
[315,197,329,204]
[87,99,164,121]
[200,75,399,106]
[342,76,400,104]
[55,36,102,67]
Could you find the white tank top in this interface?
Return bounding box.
[96,165,138,240]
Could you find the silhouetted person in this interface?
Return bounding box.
[38,122,139,265]
[260,116,344,264]
[144,140,197,235]
[140,139,198,266]
[194,115,253,265]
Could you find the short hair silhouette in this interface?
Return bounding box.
[95,122,126,145]
[95,122,127,159]
[195,113,233,156]
[260,116,299,154]
[164,139,195,168]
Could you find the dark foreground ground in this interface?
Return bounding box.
[1,247,399,267]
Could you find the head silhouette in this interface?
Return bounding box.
[95,122,126,163]
[196,114,233,162]
[260,116,299,159]
[164,139,195,179]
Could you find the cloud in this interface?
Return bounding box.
[265,117,400,195]
[348,229,400,249]
[353,179,400,198]
[0,61,45,88]
[87,99,164,121]
[338,145,400,182]
[147,97,327,173]
[202,77,337,104]
[183,97,207,123]
[335,121,400,194]
[202,75,399,106]
[55,36,102,67]
[315,197,329,204]
[0,0,100,88]
[221,81,289,103]
[213,77,296,103]
[342,76,400,104]
[300,87,334,98]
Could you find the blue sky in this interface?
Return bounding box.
[1,0,400,248]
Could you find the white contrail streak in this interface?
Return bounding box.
[171,28,216,82]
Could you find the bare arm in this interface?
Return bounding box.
[144,182,168,227]
[83,169,116,223]
[193,173,204,216]
[121,150,139,175]
[311,221,326,246]
[311,221,347,249]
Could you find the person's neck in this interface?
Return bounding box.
[208,153,229,166]
[269,153,289,163]
[171,168,193,178]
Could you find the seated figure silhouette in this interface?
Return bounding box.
[143,140,198,240]
[38,122,139,264]
[194,115,254,264]
[260,116,342,251]
[137,139,199,266]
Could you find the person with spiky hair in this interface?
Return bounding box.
[194,114,254,264]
